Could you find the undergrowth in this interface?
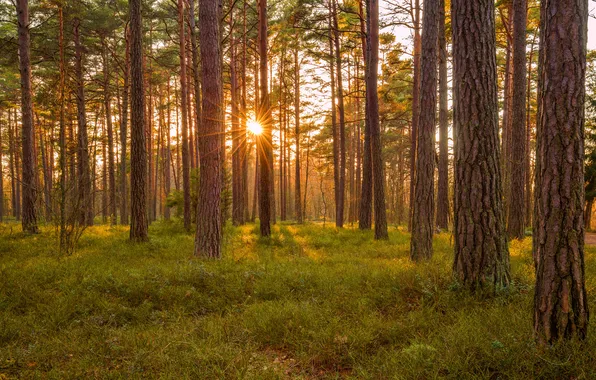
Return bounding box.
[1,220,595,379]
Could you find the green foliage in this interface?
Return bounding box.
[1,222,596,378]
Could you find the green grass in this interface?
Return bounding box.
[1,220,596,379]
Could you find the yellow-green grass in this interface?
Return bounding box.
[1,220,595,379]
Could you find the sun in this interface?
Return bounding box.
[247,119,263,135]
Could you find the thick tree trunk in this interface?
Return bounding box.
[258,0,272,237]
[451,0,510,289]
[411,0,439,260]
[178,0,192,231]
[195,0,224,257]
[408,0,421,232]
[435,0,449,231]
[506,0,527,240]
[367,0,387,240]
[74,17,93,227]
[332,0,346,228]
[129,0,148,241]
[533,0,589,345]
[17,0,38,233]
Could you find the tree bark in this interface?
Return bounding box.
[408,0,421,232]
[129,0,148,241]
[178,0,192,231]
[257,0,272,237]
[435,0,449,231]
[358,0,372,230]
[120,29,130,225]
[103,38,117,225]
[294,46,302,223]
[17,0,38,233]
[332,0,346,227]
[506,0,527,240]
[195,0,224,257]
[366,0,387,240]
[411,0,439,260]
[533,0,589,345]
[451,0,510,289]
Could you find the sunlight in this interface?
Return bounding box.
[247,119,263,135]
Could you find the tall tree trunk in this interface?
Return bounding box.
[411,0,439,260]
[506,0,527,240]
[129,0,148,241]
[452,0,510,289]
[328,21,339,227]
[120,29,130,225]
[294,46,302,223]
[367,0,387,240]
[103,38,117,225]
[231,0,243,226]
[358,0,372,230]
[408,0,421,232]
[58,6,66,245]
[17,0,38,233]
[533,0,589,345]
[0,111,4,222]
[189,0,202,174]
[435,0,449,231]
[178,0,192,231]
[501,2,513,222]
[257,0,272,237]
[241,0,249,222]
[332,0,346,227]
[8,111,17,219]
[195,0,224,257]
[74,17,92,226]
[164,78,172,220]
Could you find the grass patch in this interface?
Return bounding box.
[1,220,596,378]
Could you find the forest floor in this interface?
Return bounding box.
[1,221,596,379]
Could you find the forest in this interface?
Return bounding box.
[0,0,595,377]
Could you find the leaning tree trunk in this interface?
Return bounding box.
[129,0,148,241]
[410,0,439,260]
[435,0,449,231]
[366,0,388,240]
[195,0,224,257]
[451,0,510,289]
[16,0,38,234]
[533,0,589,345]
[506,0,527,240]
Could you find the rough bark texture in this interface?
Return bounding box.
[451,0,510,289]
[408,0,421,232]
[17,0,38,234]
[533,0,589,345]
[129,0,148,241]
[435,0,449,231]
[195,0,223,258]
[366,0,387,240]
[258,0,272,237]
[332,0,346,228]
[74,17,93,227]
[410,0,439,260]
[358,0,372,230]
[231,0,243,226]
[120,30,130,225]
[506,0,527,240]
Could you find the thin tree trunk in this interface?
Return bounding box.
[178,0,192,231]
[435,0,449,231]
[294,47,302,223]
[358,0,372,230]
[452,0,510,289]
[408,0,421,232]
[103,38,117,225]
[332,0,346,227]
[411,0,439,259]
[533,0,589,345]
[120,29,130,225]
[129,0,148,241]
[17,0,38,233]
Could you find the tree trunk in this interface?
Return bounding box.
[332,0,346,228]
[408,0,421,232]
[129,0,148,241]
[120,29,130,225]
[195,0,224,257]
[506,0,527,240]
[533,0,589,345]
[358,0,372,230]
[367,0,388,240]
[435,0,449,231]
[585,199,594,231]
[178,0,192,231]
[294,46,302,223]
[103,38,117,225]
[452,0,510,289]
[257,0,272,237]
[230,0,243,226]
[74,17,93,227]
[17,0,38,233]
[410,0,439,260]
[164,78,172,220]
